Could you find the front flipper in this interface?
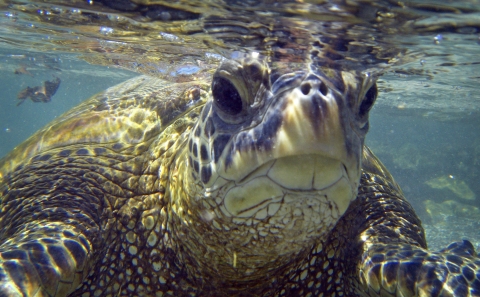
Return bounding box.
[0,223,96,296]
[0,151,110,296]
[360,240,480,296]
[355,147,480,296]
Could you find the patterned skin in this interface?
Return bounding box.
[0,59,478,297]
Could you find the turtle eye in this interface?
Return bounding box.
[212,77,243,116]
[359,83,377,117]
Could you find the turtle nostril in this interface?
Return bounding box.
[300,83,311,95]
[319,82,328,96]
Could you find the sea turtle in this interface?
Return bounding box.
[0,58,478,297]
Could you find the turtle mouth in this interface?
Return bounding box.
[222,154,356,218]
[240,154,348,191]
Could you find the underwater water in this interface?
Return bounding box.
[0,49,137,157]
[0,0,479,288]
[368,108,480,250]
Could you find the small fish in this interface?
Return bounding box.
[16,76,61,106]
[14,65,33,77]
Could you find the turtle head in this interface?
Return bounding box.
[182,57,377,259]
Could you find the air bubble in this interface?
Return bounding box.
[100,27,114,35]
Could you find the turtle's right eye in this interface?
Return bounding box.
[212,77,243,116]
[359,83,377,118]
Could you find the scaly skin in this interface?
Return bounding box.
[0,60,478,297]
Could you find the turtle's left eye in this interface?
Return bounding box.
[359,83,377,117]
[212,77,243,116]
